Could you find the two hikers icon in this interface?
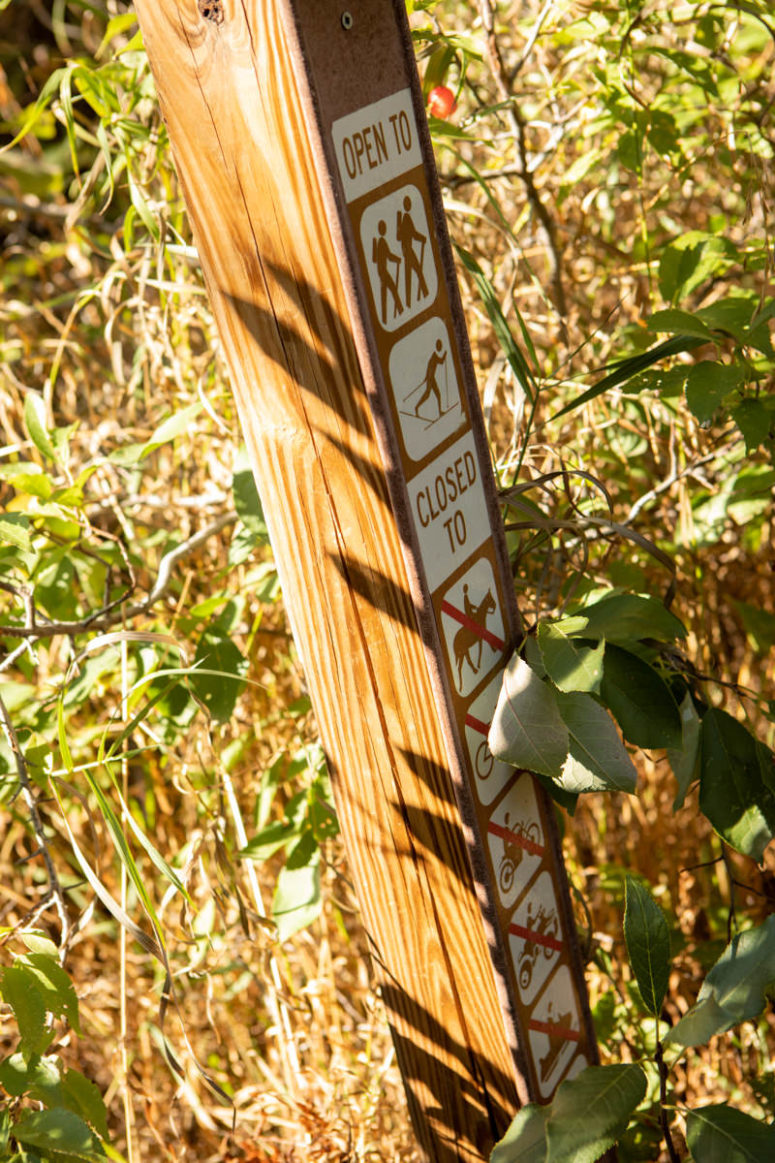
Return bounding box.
[371,195,429,325]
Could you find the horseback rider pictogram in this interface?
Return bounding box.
[453,585,495,691]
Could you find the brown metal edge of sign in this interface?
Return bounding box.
[277,0,598,1101]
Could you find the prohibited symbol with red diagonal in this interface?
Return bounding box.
[439,557,506,698]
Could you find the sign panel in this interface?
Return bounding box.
[328,71,596,1101]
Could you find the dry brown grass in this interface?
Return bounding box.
[1,1,774,1160]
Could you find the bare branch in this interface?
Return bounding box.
[0,688,70,948]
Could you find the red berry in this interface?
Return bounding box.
[427,85,457,120]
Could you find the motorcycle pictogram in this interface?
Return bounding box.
[498,811,541,896]
[518,902,559,991]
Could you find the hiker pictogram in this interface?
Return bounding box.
[359,184,437,333]
[388,318,465,462]
[527,966,584,1097]
[372,219,403,325]
[486,778,544,910]
[396,193,428,307]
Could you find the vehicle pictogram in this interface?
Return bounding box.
[486,776,543,910]
[439,557,505,698]
[388,318,465,462]
[463,673,516,806]
[527,966,583,1098]
[360,185,437,331]
[508,870,562,1005]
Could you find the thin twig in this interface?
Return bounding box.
[1,512,238,639]
[0,688,70,949]
[478,0,568,321]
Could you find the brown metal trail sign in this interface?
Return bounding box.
[135,0,598,1158]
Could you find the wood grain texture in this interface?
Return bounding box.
[134,1,521,1158]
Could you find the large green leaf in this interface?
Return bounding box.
[18,955,80,1033]
[555,691,638,793]
[13,1108,103,1158]
[537,623,604,693]
[698,708,775,861]
[545,1065,647,1163]
[600,645,682,749]
[488,655,569,778]
[232,445,268,539]
[24,392,57,462]
[667,693,701,810]
[190,627,248,723]
[490,1102,549,1163]
[0,966,49,1057]
[624,876,671,1016]
[684,361,743,424]
[273,843,321,942]
[668,915,775,1047]
[686,1104,775,1162]
[568,593,686,645]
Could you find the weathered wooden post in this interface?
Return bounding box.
[134,1,598,1158]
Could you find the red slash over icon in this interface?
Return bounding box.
[441,590,505,692]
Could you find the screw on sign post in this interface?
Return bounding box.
[133,0,598,1158]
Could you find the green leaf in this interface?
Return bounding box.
[551,335,705,420]
[24,393,57,462]
[239,817,300,863]
[273,848,321,941]
[686,1104,775,1162]
[545,1064,647,1163]
[0,513,32,552]
[732,397,775,454]
[658,233,737,305]
[668,915,775,1047]
[61,1068,110,1139]
[555,691,638,794]
[110,403,202,464]
[488,655,569,777]
[232,446,268,538]
[624,876,671,1016]
[490,1102,550,1163]
[600,644,682,749]
[685,362,743,424]
[0,966,49,1056]
[14,1108,103,1158]
[667,694,702,810]
[455,245,535,403]
[0,1052,53,1099]
[20,954,80,1034]
[569,593,686,645]
[537,623,604,693]
[647,308,714,341]
[698,708,775,861]
[190,627,248,722]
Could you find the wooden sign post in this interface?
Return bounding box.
[134,1,598,1158]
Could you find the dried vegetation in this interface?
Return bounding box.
[0,1,774,1160]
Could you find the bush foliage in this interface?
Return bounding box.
[0,1,773,1160]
